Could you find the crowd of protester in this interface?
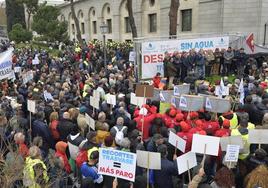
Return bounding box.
[0,41,268,188]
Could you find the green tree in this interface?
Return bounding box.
[32,5,68,42]
[5,0,26,33]
[9,23,32,42]
[17,0,39,30]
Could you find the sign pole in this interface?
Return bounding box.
[201,144,207,168]
[175,140,178,155]
[187,160,191,182]
[29,111,32,143]
[141,87,147,141]
[147,153,150,188]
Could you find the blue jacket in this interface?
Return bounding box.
[81,162,103,184]
[153,158,178,188]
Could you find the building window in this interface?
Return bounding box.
[108,39,113,42]
[92,10,95,16]
[149,0,155,6]
[92,21,97,34]
[107,6,110,14]
[107,19,112,33]
[71,24,75,34]
[125,39,132,42]
[81,22,85,34]
[148,13,157,33]
[125,17,131,33]
[181,9,192,32]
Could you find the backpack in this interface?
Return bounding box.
[114,126,127,144]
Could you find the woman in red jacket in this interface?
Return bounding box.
[55,141,71,174]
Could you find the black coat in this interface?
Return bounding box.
[57,119,76,142]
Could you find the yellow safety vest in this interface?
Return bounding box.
[23,157,49,188]
[220,113,238,129]
[83,84,91,98]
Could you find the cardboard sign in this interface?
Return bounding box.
[32,58,39,65]
[178,95,204,111]
[136,150,161,170]
[93,90,100,100]
[129,51,136,62]
[191,134,220,156]
[43,90,54,101]
[168,131,186,153]
[98,148,137,182]
[220,136,244,151]
[225,145,240,162]
[27,100,36,113]
[174,84,190,96]
[135,85,154,98]
[176,152,197,174]
[205,97,231,113]
[106,94,116,106]
[85,113,95,130]
[90,96,100,110]
[22,71,34,84]
[130,93,146,107]
[249,129,268,144]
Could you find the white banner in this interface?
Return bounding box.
[0,49,14,80]
[98,148,137,182]
[141,36,229,79]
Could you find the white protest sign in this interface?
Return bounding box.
[14,67,21,73]
[129,51,136,62]
[248,129,268,144]
[85,113,95,130]
[176,152,197,174]
[205,97,212,110]
[90,96,100,110]
[0,48,14,81]
[179,96,187,108]
[43,90,54,101]
[159,91,165,102]
[168,131,186,153]
[98,148,137,182]
[174,84,190,96]
[136,150,161,170]
[32,57,39,65]
[225,145,240,162]
[215,86,229,96]
[106,94,116,106]
[191,134,220,156]
[130,93,146,107]
[27,100,36,113]
[220,136,244,151]
[93,90,100,100]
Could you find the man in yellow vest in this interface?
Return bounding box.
[23,146,49,188]
[231,113,255,160]
[220,112,239,130]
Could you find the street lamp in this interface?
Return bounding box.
[100,22,109,67]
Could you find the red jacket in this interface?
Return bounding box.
[18,143,29,159]
[55,142,71,174]
[214,128,230,137]
[203,121,220,135]
[153,76,161,88]
[49,120,60,141]
[135,113,156,141]
[76,150,88,168]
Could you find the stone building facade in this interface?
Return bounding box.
[59,0,268,45]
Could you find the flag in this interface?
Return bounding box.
[246,33,254,53]
[238,78,244,104]
[219,78,225,98]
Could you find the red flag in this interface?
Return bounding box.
[246,33,254,53]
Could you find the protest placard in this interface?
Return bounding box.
[98,148,137,182]
[14,67,21,73]
[93,90,100,100]
[129,51,136,62]
[43,90,54,101]
[174,84,190,96]
[248,129,268,144]
[225,145,240,162]
[178,95,204,111]
[215,86,229,96]
[168,131,186,153]
[130,93,146,107]
[90,96,100,110]
[135,85,154,98]
[176,152,197,174]
[85,113,95,130]
[220,136,244,151]
[205,97,231,113]
[106,94,116,106]
[191,134,220,156]
[0,48,14,81]
[136,150,161,170]
[27,100,36,113]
